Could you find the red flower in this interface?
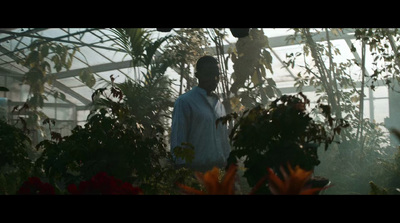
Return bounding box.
[17,177,55,195]
[67,172,143,195]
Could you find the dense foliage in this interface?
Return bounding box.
[4,28,400,195]
[0,120,37,194]
[283,28,400,194]
[219,93,348,193]
[34,82,197,194]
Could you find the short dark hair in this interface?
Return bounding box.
[195,56,218,74]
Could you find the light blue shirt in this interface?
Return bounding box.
[170,86,231,172]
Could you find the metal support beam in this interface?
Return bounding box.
[278,78,389,94]
[0,28,119,54]
[202,28,357,55]
[53,29,358,79]
[0,66,91,105]
[0,28,49,44]
[56,60,133,79]
[8,100,75,108]
[0,28,361,109]
[51,81,91,105]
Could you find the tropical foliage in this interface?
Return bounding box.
[0,120,37,194]
[3,28,400,195]
[218,93,347,193]
[283,28,400,194]
[230,28,279,107]
[34,79,197,194]
[13,40,86,139]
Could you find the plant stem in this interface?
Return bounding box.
[325,29,342,116]
[359,38,366,151]
[179,61,184,96]
[304,29,340,118]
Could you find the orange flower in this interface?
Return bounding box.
[266,164,328,195]
[177,164,238,195]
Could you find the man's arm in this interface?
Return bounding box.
[170,98,190,165]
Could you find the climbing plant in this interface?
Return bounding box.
[15,39,94,138]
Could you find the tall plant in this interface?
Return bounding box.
[286,29,374,145]
[110,28,151,80]
[205,29,234,112]
[0,120,38,194]
[284,28,398,194]
[109,28,174,136]
[34,78,196,194]
[14,39,93,139]
[163,28,210,95]
[354,28,400,91]
[230,28,281,110]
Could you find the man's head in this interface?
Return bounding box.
[195,56,220,94]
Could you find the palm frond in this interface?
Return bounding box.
[142,35,171,69]
[109,28,152,67]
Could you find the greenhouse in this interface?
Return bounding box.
[0,28,400,195]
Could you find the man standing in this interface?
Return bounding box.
[170,56,231,172]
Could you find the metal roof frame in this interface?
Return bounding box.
[0,28,360,108]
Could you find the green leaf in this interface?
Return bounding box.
[173,143,195,164]
[350,44,356,52]
[266,78,277,87]
[25,51,39,68]
[41,44,50,58]
[28,94,45,108]
[58,92,66,101]
[51,55,60,66]
[251,71,259,86]
[41,61,51,74]
[265,85,275,98]
[79,69,96,88]
[262,50,273,73]
[66,57,72,69]
[56,45,63,55]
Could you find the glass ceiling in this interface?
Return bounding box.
[0,28,386,122]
